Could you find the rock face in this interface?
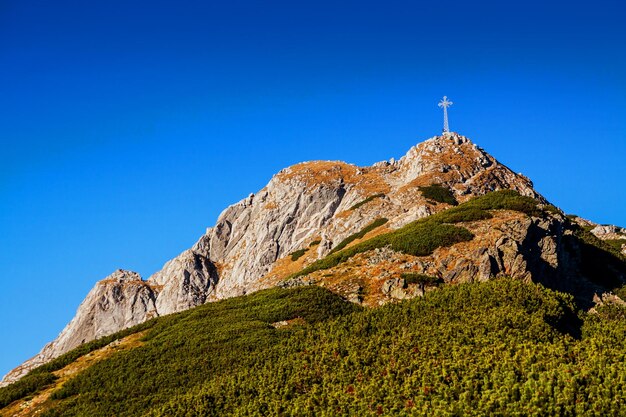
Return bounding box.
[2,132,621,386]
[150,248,218,315]
[2,270,158,385]
[590,224,626,240]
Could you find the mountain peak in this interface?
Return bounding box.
[270,132,539,205]
[0,133,565,386]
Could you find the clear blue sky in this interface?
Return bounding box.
[1,0,625,377]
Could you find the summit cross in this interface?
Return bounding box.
[438,96,453,133]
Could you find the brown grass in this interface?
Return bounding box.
[276,161,391,195]
[3,331,147,417]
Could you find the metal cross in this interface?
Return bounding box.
[438,96,453,133]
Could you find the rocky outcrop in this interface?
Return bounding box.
[204,179,348,298]
[568,217,626,242]
[4,132,618,386]
[590,224,626,241]
[300,210,625,307]
[1,270,158,386]
[150,248,217,315]
[570,217,626,256]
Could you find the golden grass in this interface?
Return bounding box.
[4,331,147,417]
[276,161,391,195]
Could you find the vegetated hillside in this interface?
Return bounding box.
[3,280,626,416]
[4,132,548,388]
[2,190,625,416]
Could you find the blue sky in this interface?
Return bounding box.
[1,0,625,377]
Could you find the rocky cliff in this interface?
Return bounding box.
[3,132,623,386]
[3,270,158,385]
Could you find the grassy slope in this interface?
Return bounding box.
[5,280,626,416]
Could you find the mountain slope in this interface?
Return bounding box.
[3,280,626,416]
[3,132,625,387]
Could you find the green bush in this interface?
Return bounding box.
[329,218,389,254]
[290,248,308,261]
[418,184,458,205]
[459,189,541,216]
[0,318,161,408]
[0,372,57,408]
[401,273,443,289]
[349,193,385,210]
[13,191,617,417]
[33,286,359,416]
[435,207,493,223]
[543,204,563,215]
[309,240,321,247]
[605,239,626,254]
[32,320,156,375]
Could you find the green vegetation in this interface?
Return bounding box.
[435,206,493,223]
[349,193,385,210]
[0,372,57,408]
[290,248,308,261]
[543,204,563,215]
[23,287,356,417]
[7,279,626,416]
[401,273,443,291]
[5,191,621,416]
[457,189,541,216]
[430,189,541,223]
[418,184,458,205]
[34,320,157,375]
[0,319,159,410]
[329,218,389,255]
[569,221,625,262]
[605,238,626,254]
[0,191,543,413]
[565,214,626,261]
[309,240,321,247]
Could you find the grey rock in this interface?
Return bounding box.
[590,224,626,240]
[1,270,157,386]
[150,249,218,315]
[277,276,316,289]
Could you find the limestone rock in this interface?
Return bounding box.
[149,248,217,315]
[590,224,626,241]
[1,270,157,386]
